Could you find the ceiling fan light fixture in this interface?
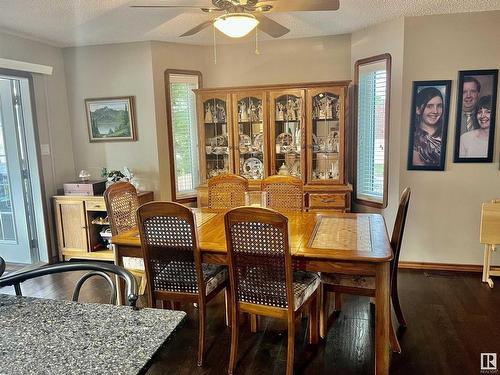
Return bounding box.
[214,13,259,38]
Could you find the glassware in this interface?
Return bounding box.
[244,191,267,207]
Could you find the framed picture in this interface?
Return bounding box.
[407,80,452,171]
[454,69,498,163]
[85,96,137,142]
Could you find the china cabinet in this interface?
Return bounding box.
[197,92,234,182]
[194,81,352,211]
[306,87,345,185]
[232,90,268,180]
[269,89,305,179]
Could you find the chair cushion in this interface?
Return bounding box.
[293,271,320,310]
[204,264,228,296]
[321,273,375,290]
[153,262,227,296]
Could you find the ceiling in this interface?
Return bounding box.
[0,0,499,47]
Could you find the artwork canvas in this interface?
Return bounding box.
[454,69,498,163]
[85,97,137,142]
[407,80,452,171]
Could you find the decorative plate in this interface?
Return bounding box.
[276,132,293,146]
[239,134,251,146]
[243,157,263,177]
[213,134,228,147]
[253,133,263,150]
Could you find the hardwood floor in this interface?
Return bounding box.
[1,268,499,374]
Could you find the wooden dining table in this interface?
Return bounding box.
[112,209,393,375]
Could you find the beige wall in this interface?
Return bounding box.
[350,18,405,231]
[400,11,500,265]
[204,35,351,87]
[150,41,209,200]
[63,42,160,196]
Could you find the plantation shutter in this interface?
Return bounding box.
[169,74,199,198]
[356,61,388,203]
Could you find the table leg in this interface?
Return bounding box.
[483,244,490,283]
[113,244,125,305]
[375,262,390,375]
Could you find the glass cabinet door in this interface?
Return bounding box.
[269,90,305,179]
[198,93,233,183]
[233,92,267,180]
[306,87,346,184]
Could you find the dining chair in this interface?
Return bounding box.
[137,201,229,367]
[261,175,304,211]
[0,260,139,307]
[104,182,147,299]
[319,187,411,353]
[224,207,320,375]
[208,174,248,209]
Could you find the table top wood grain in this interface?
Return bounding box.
[112,209,392,263]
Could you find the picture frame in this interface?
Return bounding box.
[453,69,498,163]
[407,80,452,171]
[85,96,137,142]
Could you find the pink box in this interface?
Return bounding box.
[63,180,106,196]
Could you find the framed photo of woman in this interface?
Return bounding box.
[407,80,452,171]
[453,69,498,163]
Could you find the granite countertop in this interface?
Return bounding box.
[0,294,186,375]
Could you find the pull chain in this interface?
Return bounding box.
[213,25,217,64]
[255,27,260,55]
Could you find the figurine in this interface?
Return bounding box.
[276,102,285,121]
[239,101,248,122]
[216,103,226,122]
[278,163,290,176]
[205,104,213,123]
[249,100,259,122]
[286,99,296,121]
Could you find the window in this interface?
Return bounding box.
[166,70,202,201]
[354,54,391,208]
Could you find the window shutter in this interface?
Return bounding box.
[169,74,200,197]
[356,61,388,204]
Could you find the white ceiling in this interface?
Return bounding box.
[0,0,499,47]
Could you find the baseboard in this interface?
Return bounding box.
[399,261,484,273]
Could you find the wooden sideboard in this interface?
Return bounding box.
[197,180,352,211]
[53,191,153,261]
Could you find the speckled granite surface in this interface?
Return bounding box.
[0,294,186,375]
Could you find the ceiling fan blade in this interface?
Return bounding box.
[257,0,340,12]
[130,5,219,12]
[254,14,289,38]
[180,20,214,37]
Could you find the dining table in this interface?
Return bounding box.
[112,209,393,375]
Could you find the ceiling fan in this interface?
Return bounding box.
[131,0,340,38]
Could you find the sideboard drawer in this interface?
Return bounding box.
[309,193,346,209]
[85,199,106,212]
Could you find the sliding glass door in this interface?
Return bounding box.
[0,78,33,263]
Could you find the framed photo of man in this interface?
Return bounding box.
[407,80,452,171]
[454,69,498,163]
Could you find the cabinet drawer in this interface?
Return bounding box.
[85,199,106,212]
[309,193,346,209]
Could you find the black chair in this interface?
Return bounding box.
[0,259,138,307]
[0,256,5,277]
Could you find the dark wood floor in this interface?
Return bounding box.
[1,268,499,374]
